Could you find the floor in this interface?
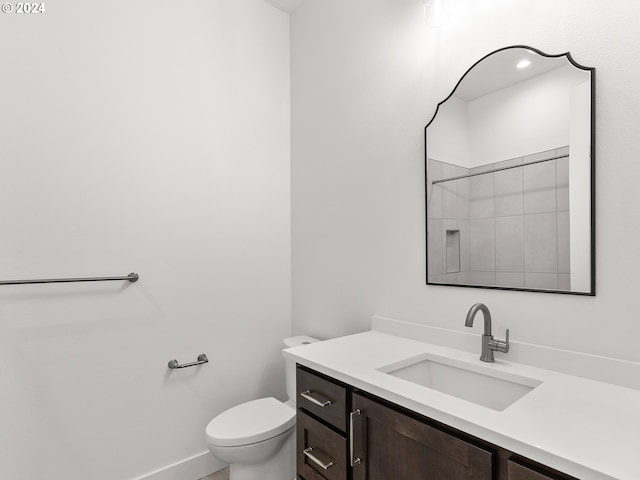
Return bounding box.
[198,467,229,480]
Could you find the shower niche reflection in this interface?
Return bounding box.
[425,46,595,295]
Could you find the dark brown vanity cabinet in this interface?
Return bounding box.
[351,393,492,479]
[297,411,347,480]
[296,367,349,480]
[297,367,348,432]
[296,365,577,480]
[506,457,578,480]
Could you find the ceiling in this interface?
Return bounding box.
[259,7,566,101]
[263,0,306,14]
[454,49,568,101]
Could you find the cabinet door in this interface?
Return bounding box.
[297,411,347,480]
[352,393,493,480]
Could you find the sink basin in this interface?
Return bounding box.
[379,353,542,411]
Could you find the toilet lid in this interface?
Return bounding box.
[206,397,295,447]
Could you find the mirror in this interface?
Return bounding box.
[425,46,595,295]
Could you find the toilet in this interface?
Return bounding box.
[205,336,318,480]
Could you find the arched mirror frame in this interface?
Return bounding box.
[425,45,595,295]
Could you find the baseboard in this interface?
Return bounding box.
[371,315,640,391]
[132,451,226,480]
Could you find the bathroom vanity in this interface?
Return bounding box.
[296,365,574,480]
[285,325,640,480]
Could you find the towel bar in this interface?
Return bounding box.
[0,272,139,286]
[168,354,208,369]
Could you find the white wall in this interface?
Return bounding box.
[429,64,588,168]
[467,64,583,166]
[0,1,291,479]
[570,81,592,293]
[427,96,471,166]
[291,0,640,363]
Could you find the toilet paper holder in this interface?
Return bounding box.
[168,354,208,369]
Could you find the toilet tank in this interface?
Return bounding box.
[283,335,319,404]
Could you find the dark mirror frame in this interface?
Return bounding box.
[424,45,596,295]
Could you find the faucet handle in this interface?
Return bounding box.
[493,328,510,353]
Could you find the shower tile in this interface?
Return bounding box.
[525,273,559,290]
[446,232,460,273]
[428,184,443,219]
[495,216,524,272]
[441,163,461,219]
[496,272,525,288]
[495,156,523,169]
[455,166,470,220]
[443,219,460,273]
[469,172,495,219]
[442,162,459,180]
[443,272,459,283]
[524,149,557,162]
[427,158,443,181]
[470,164,495,175]
[441,181,458,219]
[428,219,445,275]
[557,211,571,274]
[524,160,557,214]
[469,218,495,272]
[495,166,523,217]
[524,212,558,273]
[556,155,570,211]
[457,219,470,273]
[457,271,472,284]
[468,271,496,286]
[443,219,469,274]
[427,159,443,219]
[558,273,571,291]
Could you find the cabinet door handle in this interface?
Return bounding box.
[303,447,334,470]
[350,409,362,466]
[300,390,332,407]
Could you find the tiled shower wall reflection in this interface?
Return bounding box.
[427,147,570,291]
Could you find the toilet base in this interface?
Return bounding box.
[228,432,295,480]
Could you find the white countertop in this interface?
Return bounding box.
[284,331,640,480]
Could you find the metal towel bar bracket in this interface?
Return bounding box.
[0,272,139,286]
[168,354,208,369]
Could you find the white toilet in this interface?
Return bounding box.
[205,336,318,480]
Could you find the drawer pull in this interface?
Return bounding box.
[301,390,332,407]
[303,447,334,470]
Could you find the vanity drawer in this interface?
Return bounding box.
[297,410,347,480]
[297,367,347,432]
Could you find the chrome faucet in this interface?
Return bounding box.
[464,303,509,362]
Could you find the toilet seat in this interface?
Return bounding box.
[206,397,295,447]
